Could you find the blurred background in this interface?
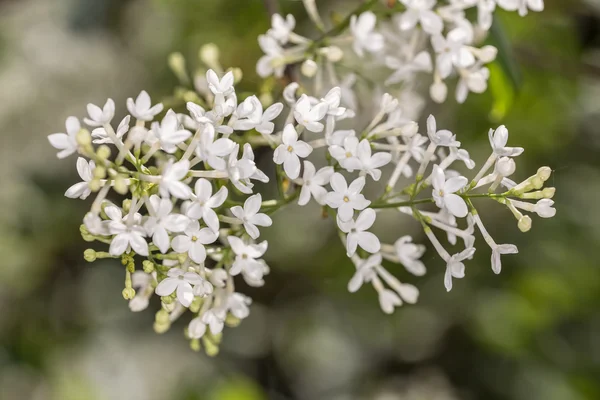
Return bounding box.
[1,0,600,399]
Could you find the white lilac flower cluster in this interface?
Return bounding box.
[258,0,543,104]
[48,0,554,355]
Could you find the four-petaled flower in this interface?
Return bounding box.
[83,98,115,127]
[151,110,192,154]
[186,178,228,232]
[48,116,80,159]
[171,220,218,263]
[293,95,329,133]
[489,125,524,157]
[350,11,385,57]
[394,236,426,276]
[160,159,192,199]
[338,208,381,257]
[105,206,148,256]
[326,173,371,222]
[298,161,334,206]
[230,194,273,240]
[432,165,469,218]
[65,157,95,200]
[273,124,313,179]
[444,247,476,291]
[155,268,204,307]
[143,195,189,253]
[127,90,164,121]
[228,236,268,279]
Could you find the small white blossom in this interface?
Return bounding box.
[195,123,235,171]
[228,236,268,278]
[268,14,296,43]
[491,243,518,274]
[328,135,361,172]
[273,124,313,179]
[202,308,226,334]
[350,11,385,57]
[431,28,475,79]
[398,0,443,35]
[155,268,204,307]
[127,90,164,121]
[65,157,94,200]
[105,206,148,256]
[230,194,273,239]
[325,173,371,222]
[48,116,80,159]
[293,95,329,133]
[427,115,460,147]
[226,144,257,194]
[394,236,426,276]
[171,220,218,264]
[256,34,286,78]
[160,159,192,200]
[498,0,544,16]
[338,208,380,257]
[356,139,392,181]
[186,179,228,232]
[83,98,115,127]
[91,116,130,144]
[151,110,192,153]
[298,161,334,206]
[129,271,153,312]
[207,70,235,97]
[188,317,207,339]
[144,195,189,253]
[432,165,469,218]
[348,253,380,292]
[489,125,524,157]
[233,96,283,135]
[444,247,475,291]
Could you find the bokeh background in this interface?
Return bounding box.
[1,0,600,399]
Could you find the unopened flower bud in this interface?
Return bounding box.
[88,179,101,192]
[114,175,128,195]
[495,157,516,177]
[259,92,273,108]
[225,313,241,327]
[156,309,170,325]
[153,321,170,334]
[301,59,318,77]
[76,129,92,146]
[542,187,555,198]
[142,260,154,273]
[96,145,111,160]
[430,81,447,103]
[230,67,243,84]
[202,337,220,357]
[122,199,132,213]
[199,43,220,69]
[84,249,97,262]
[320,46,344,62]
[122,287,136,300]
[190,338,201,352]
[477,45,498,63]
[537,166,552,181]
[400,121,418,136]
[168,52,189,84]
[161,295,174,305]
[518,215,532,232]
[531,176,544,190]
[93,166,106,179]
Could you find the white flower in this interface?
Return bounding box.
[432,165,469,218]
[431,28,475,79]
[348,253,380,292]
[293,95,329,133]
[129,271,153,312]
[427,115,460,147]
[226,144,257,194]
[83,98,115,127]
[328,135,362,172]
[155,268,204,307]
[127,90,164,121]
[171,220,218,264]
[256,34,286,78]
[186,179,228,232]
[48,116,80,159]
[228,236,268,278]
[497,0,544,16]
[356,139,392,181]
[91,116,130,144]
[385,51,433,85]
[160,159,192,199]
[534,199,556,218]
[394,236,426,276]
[325,173,371,222]
[379,289,403,314]
[84,212,109,236]
[105,206,148,256]
[242,143,269,183]
[143,195,189,253]
[444,247,475,291]
[201,308,226,334]
[188,317,207,339]
[65,157,94,200]
[273,124,313,179]
[398,0,443,35]
[338,208,380,256]
[456,65,490,104]
[230,194,272,240]
[298,161,334,206]
[268,13,296,43]
[226,292,252,319]
[195,123,235,171]
[491,244,518,274]
[321,87,347,119]
[489,125,524,157]
[151,110,192,154]
[233,95,283,135]
[206,69,235,97]
[192,278,214,297]
[350,11,384,57]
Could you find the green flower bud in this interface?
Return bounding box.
[156,309,170,325]
[189,297,203,313]
[259,92,273,108]
[114,176,129,195]
[168,52,189,84]
[542,187,555,199]
[202,336,220,357]
[199,43,220,69]
[96,145,111,160]
[153,321,170,334]
[225,313,241,327]
[161,295,174,305]
[93,166,106,179]
[518,215,532,232]
[190,338,201,352]
[122,287,136,300]
[76,129,92,146]
[537,166,552,181]
[142,260,155,273]
[88,179,102,192]
[83,249,97,262]
[230,67,243,84]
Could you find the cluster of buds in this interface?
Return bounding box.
[48,0,552,355]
